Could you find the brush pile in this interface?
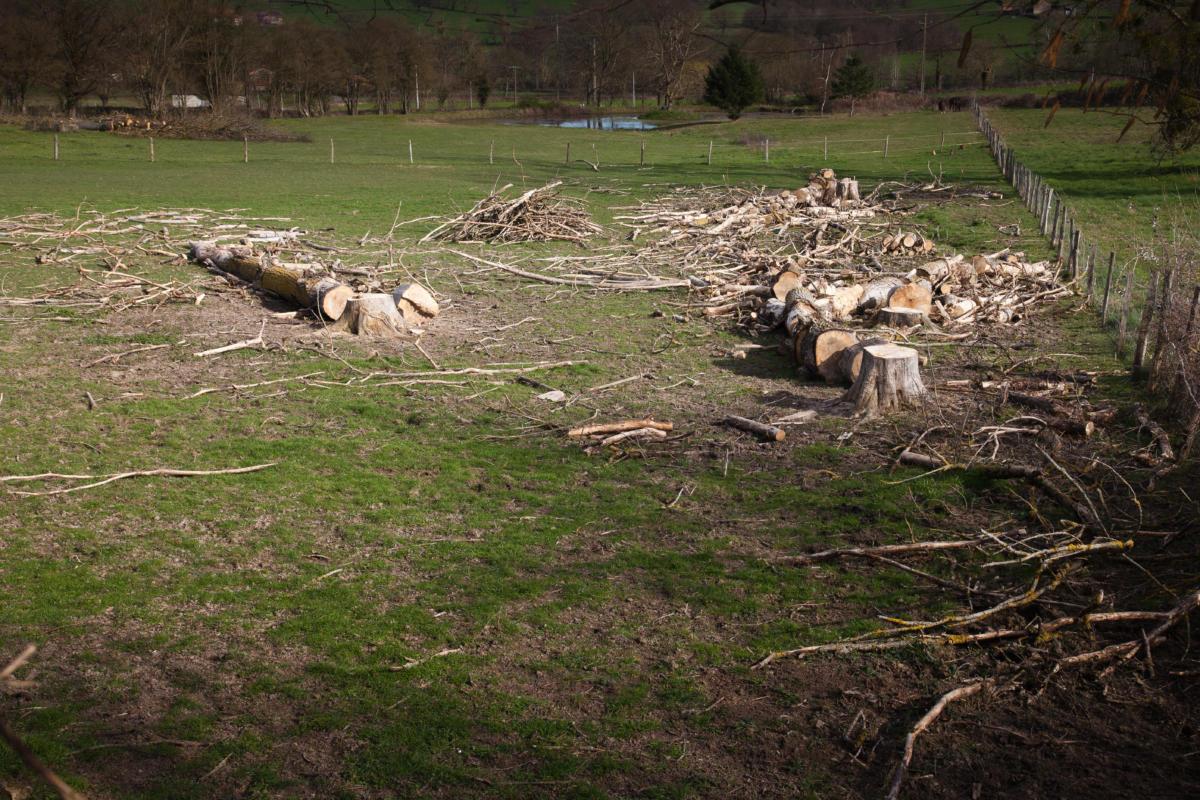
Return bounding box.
[421,181,602,244]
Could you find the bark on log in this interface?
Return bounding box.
[342,293,408,337]
[724,415,785,442]
[857,277,905,313]
[568,419,673,437]
[188,241,263,283]
[799,325,859,382]
[842,344,927,416]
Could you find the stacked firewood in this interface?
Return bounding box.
[421,181,602,244]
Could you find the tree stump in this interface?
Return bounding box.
[876,307,926,328]
[842,344,927,416]
[392,283,440,324]
[834,337,889,385]
[342,293,408,337]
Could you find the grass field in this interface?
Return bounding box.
[1,107,1189,799]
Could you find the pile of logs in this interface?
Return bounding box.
[187,241,439,337]
[881,229,935,255]
[421,181,603,244]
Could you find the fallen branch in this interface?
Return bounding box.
[568,419,674,438]
[194,321,265,358]
[5,463,277,497]
[885,680,994,800]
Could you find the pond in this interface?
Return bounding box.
[522,116,658,130]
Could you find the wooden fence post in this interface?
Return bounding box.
[1069,228,1080,279]
[149,136,155,163]
[329,138,334,164]
[53,134,60,161]
[1049,196,1060,243]
[1117,271,1133,357]
[1132,271,1159,371]
[408,139,414,164]
[640,139,645,166]
[1185,284,1200,342]
[764,138,769,163]
[1085,244,1096,298]
[1148,266,1175,391]
[565,141,571,164]
[883,135,889,157]
[489,140,494,165]
[940,130,945,147]
[243,136,248,163]
[707,140,713,165]
[823,136,828,160]
[1101,252,1116,322]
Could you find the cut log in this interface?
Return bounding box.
[940,296,977,320]
[771,270,804,301]
[187,241,263,283]
[783,286,826,338]
[723,415,785,442]
[857,277,905,313]
[799,325,859,382]
[901,233,918,249]
[836,177,860,203]
[842,344,927,417]
[830,284,865,320]
[834,337,889,385]
[342,293,408,337]
[260,262,317,308]
[888,282,933,314]
[392,283,440,324]
[308,278,354,321]
[875,306,926,328]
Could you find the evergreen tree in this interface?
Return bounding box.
[831,54,874,116]
[703,46,764,120]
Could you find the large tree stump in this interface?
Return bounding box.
[842,344,927,416]
[341,293,408,337]
[799,325,859,382]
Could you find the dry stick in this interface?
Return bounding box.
[885,680,994,800]
[1100,252,1116,321]
[194,321,266,357]
[1057,590,1200,670]
[82,342,171,368]
[723,415,784,442]
[186,371,325,399]
[4,464,277,497]
[568,419,672,438]
[777,539,977,565]
[449,249,688,290]
[0,716,89,800]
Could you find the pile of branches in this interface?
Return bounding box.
[755,371,1196,798]
[421,181,602,244]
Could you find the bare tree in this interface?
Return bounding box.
[47,0,116,114]
[124,0,199,117]
[640,0,704,110]
[0,2,54,114]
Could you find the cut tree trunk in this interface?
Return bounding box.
[723,415,785,442]
[799,325,859,382]
[188,241,263,283]
[842,343,927,416]
[341,293,408,337]
[771,270,804,301]
[261,263,354,321]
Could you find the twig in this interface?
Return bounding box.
[5,463,277,497]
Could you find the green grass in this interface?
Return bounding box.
[0,108,1130,797]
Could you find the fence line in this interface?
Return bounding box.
[971,100,1200,443]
